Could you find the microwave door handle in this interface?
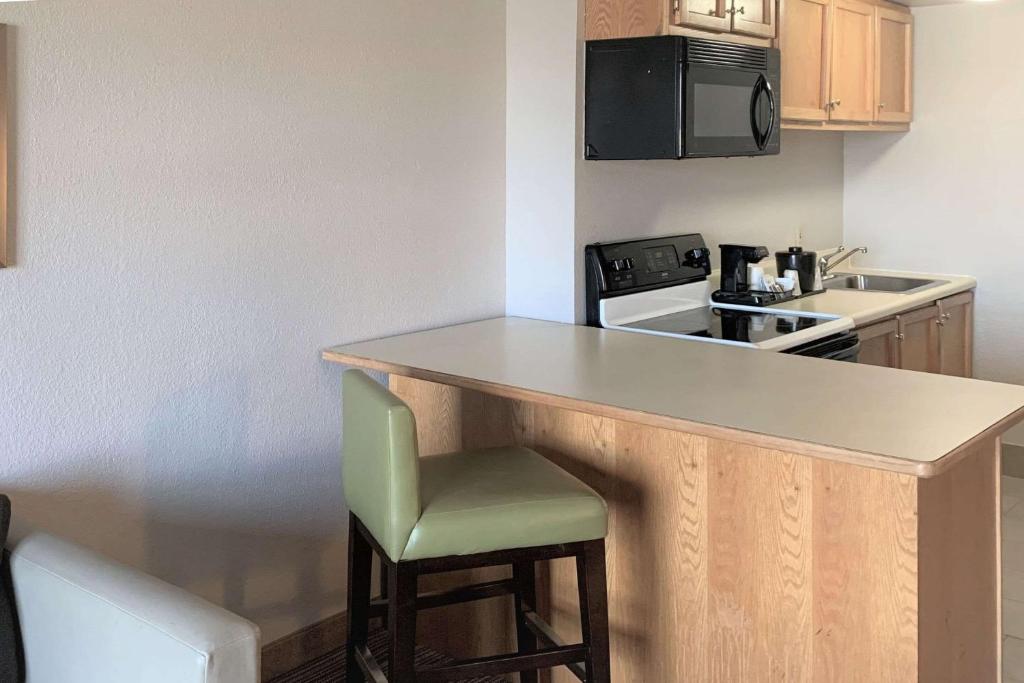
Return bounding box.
[749,77,763,148]
[761,77,776,150]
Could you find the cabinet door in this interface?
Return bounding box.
[830,0,875,122]
[856,319,900,368]
[875,7,913,122]
[897,304,941,374]
[731,0,777,38]
[779,0,832,120]
[585,0,664,39]
[674,0,732,32]
[938,292,974,378]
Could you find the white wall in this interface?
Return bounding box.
[506,0,579,323]
[574,132,846,321]
[844,0,1024,443]
[0,0,506,642]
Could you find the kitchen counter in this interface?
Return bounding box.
[325,316,1021,476]
[771,266,977,326]
[324,316,1015,682]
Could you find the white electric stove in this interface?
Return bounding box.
[584,234,858,357]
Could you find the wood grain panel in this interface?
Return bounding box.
[706,441,813,682]
[919,438,999,682]
[585,0,664,40]
[374,376,1001,681]
[811,460,918,681]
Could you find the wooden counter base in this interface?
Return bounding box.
[390,375,1000,682]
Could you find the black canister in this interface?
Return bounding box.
[775,247,818,293]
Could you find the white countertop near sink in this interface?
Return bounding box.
[769,267,977,327]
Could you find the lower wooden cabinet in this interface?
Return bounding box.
[856,318,900,368]
[937,292,974,377]
[854,292,974,377]
[896,303,942,374]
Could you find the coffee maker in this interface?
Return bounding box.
[711,244,783,306]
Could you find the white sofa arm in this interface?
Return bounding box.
[6,531,261,683]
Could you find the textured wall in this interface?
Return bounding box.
[844,0,1024,443]
[0,0,505,641]
[505,0,579,323]
[574,131,846,321]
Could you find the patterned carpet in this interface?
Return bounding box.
[267,630,507,683]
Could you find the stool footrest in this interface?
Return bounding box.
[368,577,518,619]
[417,644,588,682]
[523,610,588,682]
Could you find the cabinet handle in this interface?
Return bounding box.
[936,319,945,327]
[879,102,886,109]
[895,333,905,342]
[941,312,952,321]
[727,5,745,14]
[827,99,842,109]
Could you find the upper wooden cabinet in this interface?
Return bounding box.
[875,7,913,122]
[676,0,732,33]
[730,0,777,38]
[830,0,876,122]
[778,0,831,121]
[586,0,776,44]
[779,0,913,131]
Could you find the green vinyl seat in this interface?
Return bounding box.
[341,369,608,562]
[403,447,608,561]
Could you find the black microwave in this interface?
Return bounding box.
[584,36,780,160]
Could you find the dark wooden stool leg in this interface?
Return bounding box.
[388,561,418,681]
[577,539,611,683]
[513,560,539,683]
[378,554,389,629]
[346,513,373,683]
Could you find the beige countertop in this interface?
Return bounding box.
[324,316,1024,477]
[769,267,977,326]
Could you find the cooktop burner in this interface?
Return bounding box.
[623,306,823,345]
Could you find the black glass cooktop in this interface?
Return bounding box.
[623,306,822,344]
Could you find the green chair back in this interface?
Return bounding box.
[342,370,421,562]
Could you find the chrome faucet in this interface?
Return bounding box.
[819,246,868,279]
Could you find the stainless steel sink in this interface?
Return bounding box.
[822,273,945,294]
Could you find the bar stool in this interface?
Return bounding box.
[342,370,611,682]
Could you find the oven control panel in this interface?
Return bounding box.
[585,233,711,326]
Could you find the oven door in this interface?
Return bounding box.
[683,64,778,158]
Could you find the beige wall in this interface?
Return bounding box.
[0,0,506,642]
[575,130,847,321]
[844,0,1024,443]
[506,0,579,322]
